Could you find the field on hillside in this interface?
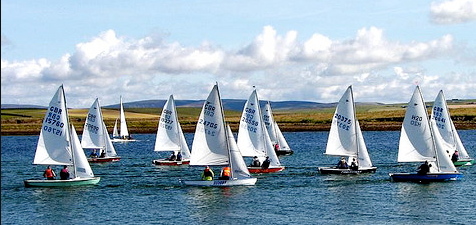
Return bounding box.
[2,103,475,135]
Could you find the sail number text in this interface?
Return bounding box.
[160,110,174,130]
[84,113,99,134]
[333,113,352,131]
[43,106,64,136]
[410,115,423,127]
[204,102,215,117]
[432,106,446,129]
[241,107,258,133]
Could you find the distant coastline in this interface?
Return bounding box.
[2,104,475,135]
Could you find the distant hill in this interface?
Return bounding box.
[1,104,47,109]
[2,99,384,111]
[102,99,344,111]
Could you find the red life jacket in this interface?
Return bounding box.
[45,168,54,178]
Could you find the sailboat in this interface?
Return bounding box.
[180,84,257,186]
[24,85,100,187]
[262,101,293,156]
[431,90,474,167]
[111,96,135,142]
[152,95,191,166]
[389,86,463,182]
[81,98,121,163]
[237,88,285,173]
[318,86,377,174]
[112,118,119,139]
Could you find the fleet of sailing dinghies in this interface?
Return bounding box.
[237,88,285,173]
[180,83,257,186]
[389,86,463,183]
[430,90,474,167]
[81,98,121,163]
[23,84,473,187]
[318,85,377,174]
[24,85,100,187]
[111,96,136,142]
[152,95,191,166]
[262,101,294,156]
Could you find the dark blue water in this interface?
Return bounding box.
[2,131,476,224]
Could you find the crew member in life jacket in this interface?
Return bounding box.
[219,166,231,180]
[60,165,70,180]
[201,166,214,181]
[43,166,56,180]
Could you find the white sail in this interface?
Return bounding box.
[238,89,281,167]
[81,98,118,158]
[275,122,291,151]
[154,95,191,159]
[262,101,291,151]
[398,86,436,163]
[262,101,278,144]
[119,96,130,137]
[431,119,458,172]
[431,90,470,159]
[354,120,373,169]
[71,124,95,178]
[33,85,73,166]
[190,84,229,166]
[81,98,106,149]
[112,119,119,138]
[237,90,268,157]
[103,121,118,157]
[452,119,470,159]
[227,125,253,179]
[326,86,373,169]
[325,86,359,157]
[155,95,182,152]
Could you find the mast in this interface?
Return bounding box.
[97,98,108,155]
[268,101,279,145]
[350,86,360,168]
[171,95,182,154]
[61,85,77,178]
[216,82,233,178]
[256,88,269,158]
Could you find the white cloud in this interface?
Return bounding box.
[430,0,476,24]
[1,26,474,107]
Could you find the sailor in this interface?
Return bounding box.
[43,166,56,180]
[201,166,214,181]
[219,166,231,180]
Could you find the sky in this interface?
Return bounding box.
[2,0,476,108]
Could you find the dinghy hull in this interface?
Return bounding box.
[180,178,257,187]
[88,157,121,163]
[111,138,136,143]
[318,167,377,174]
[152,159,190,166]
[24,177,101,187]
[389,172,463,182]
[247,166,285,173]
[275,149,294,156]
[453,159,475,167]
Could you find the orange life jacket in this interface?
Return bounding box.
[44,168,54,178]
[222,167,231,177]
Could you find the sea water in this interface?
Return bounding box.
[2,131,476,224]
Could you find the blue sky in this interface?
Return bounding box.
[2,0,475,108]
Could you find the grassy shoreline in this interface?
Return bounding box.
[2,105,475,136]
